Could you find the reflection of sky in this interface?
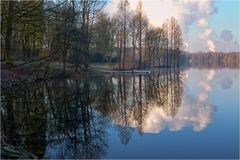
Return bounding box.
[112,69,219,133]
[141,69,220,133]
[142,94,215,133]
[105,69,239,159]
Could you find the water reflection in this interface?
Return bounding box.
[107,69,216,134]
[1,68,222,158]
[107,68,184,136]
[2,77,109,159]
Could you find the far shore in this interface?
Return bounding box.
[1,61,184,81]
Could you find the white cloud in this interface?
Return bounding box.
[221,30,233,42]
[198,81,213,92]
[197,18,208,28]
[105,0,218,52]
[142,94,215,133]
[198,92,208,102]
[207,40,216,52]
[109,69,217,134]
[207,69,216,81]
[216,29,239,52]
[199,28,213,39]
[197,17,216,52]
[106,0,216,28]
[111,93,215,134]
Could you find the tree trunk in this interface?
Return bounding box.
[5,1,14,64]
[132,29,135,69]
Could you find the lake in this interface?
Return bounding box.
[1,68,239,159]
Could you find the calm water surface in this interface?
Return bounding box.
[1,68,239,159]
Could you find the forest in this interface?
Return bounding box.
[1,1,185,157]
[186,52,239,69]
[1,0,240,159]
[1,0,184,76]
[1,68,183,159]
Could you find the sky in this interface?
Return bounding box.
[105,0,240,52]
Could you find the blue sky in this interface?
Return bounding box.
[189,0,239,52]
[187,0,239,36]
[106,0,239,52]
[211,0,239,35]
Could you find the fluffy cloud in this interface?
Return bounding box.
[220,77,233,90]
[198,80,213,92]
[207,40,216,52]
[105,0,239,52]
[221,30,233,42]
[199,28,213,39]
[105,0,218,52]
[197,18,208,28]
[197,17,216,52]
[141,69,216,133]
[217,29,238,52]
[198,92,208,102]
[110,69,217,134]
[207,69,216,81]
[106,0,216,29]
[197,69,215,104]
[142,94,215,133]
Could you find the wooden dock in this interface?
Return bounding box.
[92,68,151,74]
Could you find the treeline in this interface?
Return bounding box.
[1,0,106,72]
[183,52,240,69]
[1,0,184,72]
[94,0,184,69]
[1,69,183,158]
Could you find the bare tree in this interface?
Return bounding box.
[115,0,130,70]
[135,0,147,69]
[129,13,137,69]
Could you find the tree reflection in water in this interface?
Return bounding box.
[1,76,109,159]
[103,68,184,139]
[1,68,188,158]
